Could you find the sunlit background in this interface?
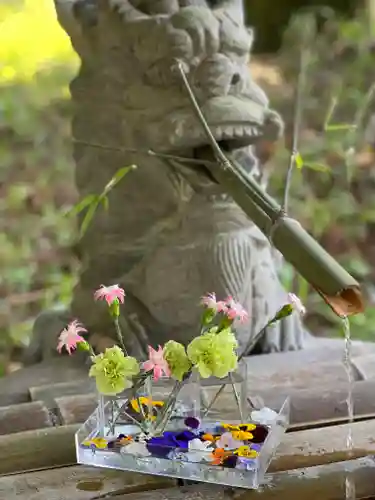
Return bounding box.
[1,0,374,376]
[0,0,79,374]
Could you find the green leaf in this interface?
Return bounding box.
[295,152,304,169]
[65,194,97,217]
[102,165,136,197]
[101,195,109,212]
[79,198,100,238]
[325,124,357,132]
[323,96,339,131]
[303,162,331,173]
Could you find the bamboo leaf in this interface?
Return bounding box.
[79,198,100,238]
[65,194,97,217]
[304,162,331,173]
[323,96,339,131]
[102,165,136,196]
[325,124,357,132]
[101,195,109,212]
[295,152,304,169]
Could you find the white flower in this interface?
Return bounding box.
[121,441,150,457]
[288,293,306,316]
[216,432,243,450]
[251,407,278,426]
[184,438,214,463]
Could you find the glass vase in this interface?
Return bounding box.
[76,363,289,489]
[96,372,200,440]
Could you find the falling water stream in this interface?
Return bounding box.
[342,317,356,500]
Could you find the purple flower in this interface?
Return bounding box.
[146,430,196,458]
[184,417,200,430]
[146,436,175,458]
[251,424,269,444]
[251,443,262,452]
[222,455,238,468]
[165,430,196,447]
[236,457,258,470]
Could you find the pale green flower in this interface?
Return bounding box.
[89,345,140,395]
[187,328,238,379]
[163,340,192,381]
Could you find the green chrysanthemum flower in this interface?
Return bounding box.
[89,345,140,395]
[163,340,192,381]
[187,328,238,379]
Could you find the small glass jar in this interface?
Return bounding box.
[97,372,200,439]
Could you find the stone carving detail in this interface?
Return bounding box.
[28,0,307,362]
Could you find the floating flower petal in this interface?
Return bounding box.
[216,432,244,450]
[185,438,214,463]
[122,441,150,457]
[251,407,279,426]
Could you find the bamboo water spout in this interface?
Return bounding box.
[212,156,363,317]
[176,62,364,318]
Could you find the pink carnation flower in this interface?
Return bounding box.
[57,320,87,355]
[288,293,306,315]
[142,345,171,382]
[94,284,125,306]
[201,292,227,313]
[224,296,249,323]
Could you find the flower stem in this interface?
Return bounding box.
[113,317,128,355]
[154,380,184,434]
[229,373,244,423]
[202,318,274,418]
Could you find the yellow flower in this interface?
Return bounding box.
[221,423,256,432]
[130,397,164,413]
[82,437,108,449]
[234,446,258,458]
[231,430,253,440]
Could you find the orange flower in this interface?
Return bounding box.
[211,448,232,465]
[119,436,133,445]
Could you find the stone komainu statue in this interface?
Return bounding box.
[27,0,307,364]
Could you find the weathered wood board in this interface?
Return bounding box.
[1,458,375,500]
[1,417,375,475]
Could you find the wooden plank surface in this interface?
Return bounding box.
[256,379,375,425]
[0,401,53,435]
[111,457,375,500]
[0,425,79,475]
[55,394,97,425]
[2,417,375,475]
[2,341,374,408]
[29,380,95,406]
[271,418,375,471]
[0,465,174,500]
[2,457,375,500]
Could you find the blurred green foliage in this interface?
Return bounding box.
[0,1,374,376]
[269,8,375,339]
[0,0,79,369]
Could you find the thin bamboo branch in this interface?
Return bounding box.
[175,61,364,318]
[72,138,217,167]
